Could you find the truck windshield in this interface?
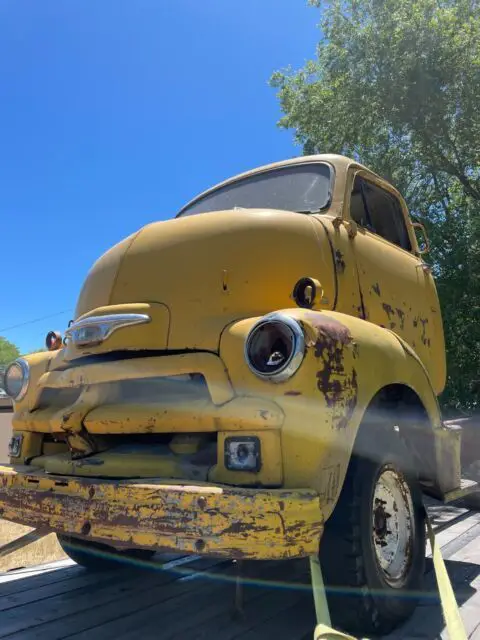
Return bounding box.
[178,162,332,217]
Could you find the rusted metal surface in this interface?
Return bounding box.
[0,465,323,560]
[309,314,358,430]
[14,391,283,438]
[334,249,346,274]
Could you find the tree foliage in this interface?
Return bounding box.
[271,0,480,412]
[0,336,20,365]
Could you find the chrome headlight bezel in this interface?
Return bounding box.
[3,358,30,401]
[244,313,305,383]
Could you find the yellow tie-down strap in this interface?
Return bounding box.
[313,514,468,640]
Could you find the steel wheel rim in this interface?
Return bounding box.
[372,466,415,587]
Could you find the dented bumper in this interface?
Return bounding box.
[0,465,323,560]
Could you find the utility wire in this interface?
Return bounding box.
[0,310,73,334]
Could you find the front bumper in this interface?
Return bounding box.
[0,465,323,560]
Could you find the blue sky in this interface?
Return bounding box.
[0,0,319,354]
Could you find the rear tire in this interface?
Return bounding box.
[57,534,156,571]
[320,422,426,636]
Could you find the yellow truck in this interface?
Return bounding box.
[1,154,479,635]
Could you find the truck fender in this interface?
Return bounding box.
[290,309,443,518]
[220,309,443,521]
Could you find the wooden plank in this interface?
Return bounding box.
[385,519,480,639]
[0,556,227,639]
[238,597,315,640]
[188,590,305,640]
[99,571,238,640]
[0,565,131,613]
[188,563,311,640]
[438,520,480,561]
[0,561,79,594]
[64,560,309,640]
[7,558,230,640]
[2,501,480,640]
[0,553,188,595]
[118,561,312,640]
[426,505,480,556]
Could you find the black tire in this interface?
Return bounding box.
[320,423,426,636]
[57,534,156,571]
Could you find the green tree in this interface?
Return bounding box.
[271,0,480,412]
[0,336,20,365]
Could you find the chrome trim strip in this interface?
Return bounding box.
[65,313,151,346]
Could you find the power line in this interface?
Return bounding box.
[0,310,73,334]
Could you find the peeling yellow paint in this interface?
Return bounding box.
[3,153,455,560]
[0,466,323,560]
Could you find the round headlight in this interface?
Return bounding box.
[3,359,30,401]
[245,313,305,382]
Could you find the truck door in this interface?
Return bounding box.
[312,214,364,319]
[347,172,446,395]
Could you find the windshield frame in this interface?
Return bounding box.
[176,159,335,218]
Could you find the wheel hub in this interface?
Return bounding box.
[372,467,414,586]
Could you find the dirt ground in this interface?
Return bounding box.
[0,410,66,571]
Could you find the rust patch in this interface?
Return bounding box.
[284,390,302,396]
[221,521,270,535]
[382,303,394,320]
[395,308,405,330]
[413,316,429,345]
[352,342,359,359]
[310,316,352,350]
[334,250,346,274]
[308,315,358,429]
[333,369,358,429]
[419,318,429,345]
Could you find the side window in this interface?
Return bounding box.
[351,177,412,251]
[350,177,370,228]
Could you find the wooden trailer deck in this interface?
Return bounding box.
[0,499,479,640]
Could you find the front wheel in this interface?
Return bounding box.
[57,534,156,571]
[320,425,426,636]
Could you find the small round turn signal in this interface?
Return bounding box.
[46,330,63,351]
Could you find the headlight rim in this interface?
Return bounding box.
[244,312,305,383]
[4,358,30,402]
